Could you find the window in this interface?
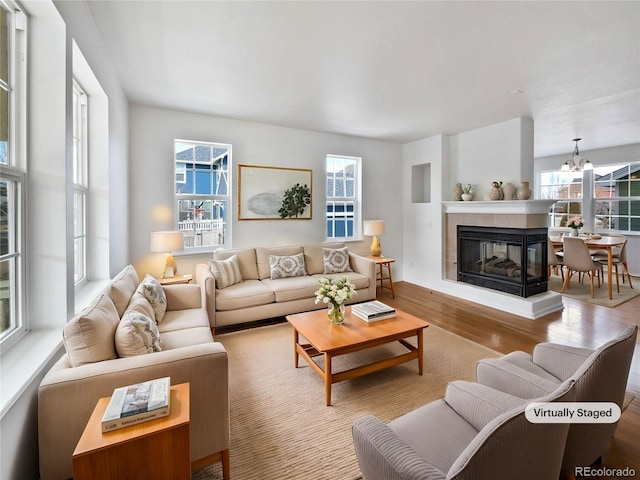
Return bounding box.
[326,155,361,239]
[174,140,231,249]
[0,1,26,346]
[540,162,640,232]
[72,79,87,286]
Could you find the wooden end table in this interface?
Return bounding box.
[158,274,193,285]
[365,255,396,298]
[73,383,191,480]
[286,307,428,406]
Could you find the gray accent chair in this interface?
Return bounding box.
[352,378,575,480]
[476,325,637,474]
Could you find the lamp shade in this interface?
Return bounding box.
[363,220,385,236]
[150,231,184,253]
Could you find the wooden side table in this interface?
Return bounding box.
[73,383,191,480]
[158,274,193,285]
[365,256,396,298]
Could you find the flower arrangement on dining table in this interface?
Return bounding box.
[314,276,357,324]
[567,215,584,235]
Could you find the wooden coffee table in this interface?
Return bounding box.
[286,306,429,405]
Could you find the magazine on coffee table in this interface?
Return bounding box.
[352,301,396,322]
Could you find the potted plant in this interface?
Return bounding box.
[461,184,473,201]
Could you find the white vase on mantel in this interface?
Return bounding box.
[461,193,473,201]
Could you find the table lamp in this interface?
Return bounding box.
[363,220,385,256]
[150,231,184,278]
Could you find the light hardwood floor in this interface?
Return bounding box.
[375,279,640,476]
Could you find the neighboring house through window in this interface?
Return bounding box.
[0,1,26,347]
[326,154,361,239]
[174,140,231,249]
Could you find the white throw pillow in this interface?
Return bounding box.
[209,254,243,289]
[269,253,307,279]
[322,247,353,274]
[115,310,163,357]
[138,274,167,323]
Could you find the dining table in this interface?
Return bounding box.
[550,235,626,300]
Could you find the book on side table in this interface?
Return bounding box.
[352,300,396,322]
[101,377,171,432]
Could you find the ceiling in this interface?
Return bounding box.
[84,1,640,157]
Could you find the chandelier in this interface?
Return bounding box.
[561,138,593,172]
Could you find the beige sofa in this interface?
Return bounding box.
[38,265,229,480]
[196,243,377,329]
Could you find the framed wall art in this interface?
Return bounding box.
[238,164,313,220]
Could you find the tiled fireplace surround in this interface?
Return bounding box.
[442,200,563,318]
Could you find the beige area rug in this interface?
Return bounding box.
[548,274,639,307]
[192,322,501,480]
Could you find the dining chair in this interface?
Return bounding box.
[593,240,633,293]
[561,236,602,298]
[547,237,564,281]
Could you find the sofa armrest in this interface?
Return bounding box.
[352,415,446,480]
[196,263,216,329]
[163,283,202,310]
[444,380,528,431]
[38,342,229,480]
[349,252,377,299]
[532,343,594,381]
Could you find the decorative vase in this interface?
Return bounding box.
[503,182,516,200]
[517,181,532,200]
[570,228,579,237]
[461,193,473,201]
[328,302,345,325]
[489,181,503,201]
[454,183,464,201]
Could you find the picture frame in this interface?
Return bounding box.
[238,164,313,220]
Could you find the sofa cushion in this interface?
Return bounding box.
[256,245,303,279]
[158,309,211,334]
[311,272,370,291]
[322,246,353,274]
[63,294,120,367]
[109,264,139,317]
[304,242,345,274]
[138,274,167,323]
[209,254,243,289]
[115,310,162,357]
[214,247,259,280]
[160,326,214,350]
[215,279,275,311]
[269,253,307,279]
[262,275,321,303]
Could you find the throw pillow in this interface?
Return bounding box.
[269,253,307,279]
[209,254,243,289]
[323,247,353,274]
[138,274,167,323]
[63,294,120,367]
[115,310,163,357]
[110,264,140,317]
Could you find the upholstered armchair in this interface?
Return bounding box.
[561,236,602,298]
[352,378,575,480]
[476,325,637,474]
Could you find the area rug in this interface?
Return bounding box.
[548,274,639,307]
[192,322,501,480]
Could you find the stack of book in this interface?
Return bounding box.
[101,377,171,432]
[351,301,396,323]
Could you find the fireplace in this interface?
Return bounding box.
[457,225,548,298]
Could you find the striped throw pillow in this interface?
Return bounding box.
[210,254,243,289]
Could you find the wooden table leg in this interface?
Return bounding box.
[607,247,613,300]
[293,328,299,368]
[325,353,332,406]
[386,263,395,298]
[417,329,424,375]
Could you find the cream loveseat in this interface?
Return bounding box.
[38,265,229,480]
[196,243,377,330]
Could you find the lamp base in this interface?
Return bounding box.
[370,236,382,257]
[161,253,178,278]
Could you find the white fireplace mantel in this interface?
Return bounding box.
[442,200,557,215]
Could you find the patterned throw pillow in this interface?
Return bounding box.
[209,254,243,289]
[269,253,307,279]
[323,247,353,274]
[115,310,162,357]
[138,274,167,323]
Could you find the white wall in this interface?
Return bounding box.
[128,104,404,279]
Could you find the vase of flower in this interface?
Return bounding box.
[461,184,473,201]
[570,228,579,237]
[314,276,357,325]
[567,215,584,237]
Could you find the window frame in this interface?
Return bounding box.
[325,154,362,240]
[72,78,88,287]
[174,139,232,252]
